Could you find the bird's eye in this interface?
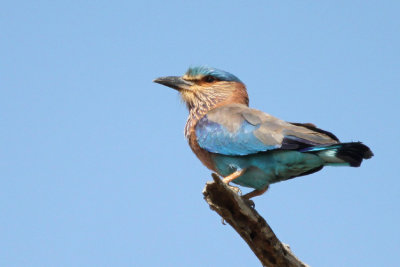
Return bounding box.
[204,75,216,83]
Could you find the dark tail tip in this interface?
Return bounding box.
[336,142,374,167]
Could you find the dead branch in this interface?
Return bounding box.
[203,173,309,267]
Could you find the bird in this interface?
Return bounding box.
[154,66,373,199]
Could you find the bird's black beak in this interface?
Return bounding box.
[153,76,193,91]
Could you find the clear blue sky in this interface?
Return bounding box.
[1,1,399,266]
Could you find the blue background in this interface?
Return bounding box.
[1,1,399,266]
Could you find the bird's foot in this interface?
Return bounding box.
[227,184,242,195]
[243,198,255,208]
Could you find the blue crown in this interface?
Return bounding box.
[185,66,242,83]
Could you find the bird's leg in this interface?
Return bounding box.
[242,186,269,199]
[222,169,246,184]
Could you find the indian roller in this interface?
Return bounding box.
[154,66,373,199]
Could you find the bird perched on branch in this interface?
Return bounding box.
[154,66,373,199]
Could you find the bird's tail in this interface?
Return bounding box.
[302,142,374,167]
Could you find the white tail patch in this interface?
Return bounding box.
[317,149,347,164]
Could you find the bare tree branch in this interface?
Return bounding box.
[203,173,309,267]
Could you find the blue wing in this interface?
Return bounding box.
[196,115,279,155]
[195,104,339,156]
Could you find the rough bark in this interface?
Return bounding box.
[203,173,309,267]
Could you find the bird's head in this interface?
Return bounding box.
[154,66,249,111]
